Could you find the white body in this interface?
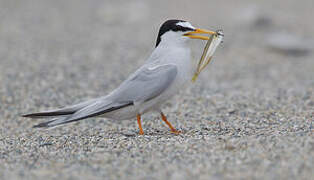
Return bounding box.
[105,32,193,120]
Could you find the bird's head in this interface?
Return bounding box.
[155,19,216,47]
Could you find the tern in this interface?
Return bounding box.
[22,19,217,135]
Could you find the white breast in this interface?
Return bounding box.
[138,45,192,112]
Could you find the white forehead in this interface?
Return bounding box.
[176,21,195,29]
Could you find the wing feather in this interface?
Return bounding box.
[110,64,178,103]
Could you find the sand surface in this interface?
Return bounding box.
[0,0,313,179]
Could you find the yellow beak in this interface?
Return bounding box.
[183,28,217,40]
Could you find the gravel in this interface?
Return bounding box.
[0,0,313,179]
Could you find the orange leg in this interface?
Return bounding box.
[137,114,144,135]
[160,112,180,134]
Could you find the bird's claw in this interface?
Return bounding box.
[170,129,181,134]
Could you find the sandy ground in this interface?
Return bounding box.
[0,0,313,179]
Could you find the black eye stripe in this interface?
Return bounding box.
[155,19,194,47]
[175,25,194,32]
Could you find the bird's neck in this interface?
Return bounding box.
[151,44,191,65]
[148,44,193,81]
[157,39,188,49]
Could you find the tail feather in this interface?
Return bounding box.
[32,102,132,128]
[22,110,74,118]
[22,98,99,119]
[24,97,130,128]
[33,116,69,128]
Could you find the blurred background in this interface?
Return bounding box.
[0,0,313,179]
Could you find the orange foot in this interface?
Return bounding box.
[170,129,181,134]
[160,112,181,135]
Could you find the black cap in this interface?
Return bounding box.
[156,19,194,47]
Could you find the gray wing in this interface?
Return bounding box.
[109,64,178,104]
[39,64,178,126]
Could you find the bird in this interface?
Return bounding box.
[22,19,217,135]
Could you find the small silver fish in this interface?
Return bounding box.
[192,30,224,82]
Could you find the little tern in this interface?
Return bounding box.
[22,19,217,135]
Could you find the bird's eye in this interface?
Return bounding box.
[176,26,194,32]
